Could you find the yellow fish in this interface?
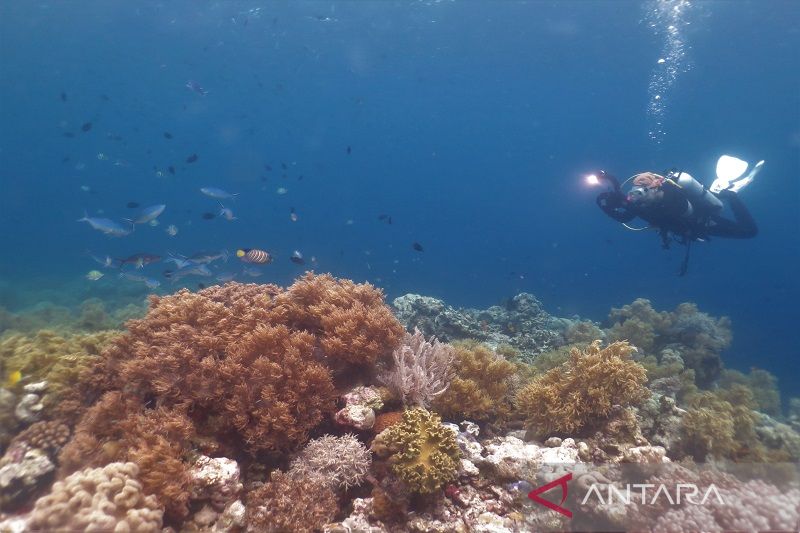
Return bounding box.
[5,370,22,388]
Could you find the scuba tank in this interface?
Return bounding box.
[666,170,723,217]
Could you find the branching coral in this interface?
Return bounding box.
[678,386,767,461]
[289,434,371,490]
[515,340,649,436]
[245,470,339,533]
[373,408,460,494]
[432,341,517,422]
[719,367,781,416]
[29,462,163,532]
[379,328,455,408]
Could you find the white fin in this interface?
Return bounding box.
[711,155,749,193]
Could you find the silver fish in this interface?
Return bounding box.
[119,272,161,289]
[219,204,236,221]
[78,213,134,237]
[242,266,263,277]
[166,263,212,282]
[200,187,237,199]
[215,272,236,282]
[187,250,229,264]
[134,204,166,224]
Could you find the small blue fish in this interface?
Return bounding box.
[200,187,237,199]
[505,480,534,494]
[133,204,166,224]
[78,213,134,237]
[186,80,208,96]
[119,272,160,289]
[242,266,263,277]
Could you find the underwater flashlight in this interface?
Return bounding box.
[586,174,601,186]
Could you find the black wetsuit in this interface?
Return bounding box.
[599,183,757,244]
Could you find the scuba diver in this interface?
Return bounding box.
[590,155,763,275]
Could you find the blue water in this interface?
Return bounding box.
[1,2,798,396]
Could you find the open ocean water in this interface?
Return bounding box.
[0,2,799,530]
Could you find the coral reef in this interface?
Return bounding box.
[606,299,731,387]
[28,462,163,532]
[393,292,564,360]
[0,329,118,414]
[515,340,649,437]
[379,328,455,408]
[268,273,405,365]
[432,341,517,423]
[372,408,460,494]
[0,278,795,532]
[289,434,372,490]
[245,470,339,533]
[58,392,195,522]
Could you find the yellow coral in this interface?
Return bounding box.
[378,408,459,494]
[432,342,516,422]
[0,329,119,408]
[515,340,648,436]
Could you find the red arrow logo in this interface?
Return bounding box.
[528,472,573,518]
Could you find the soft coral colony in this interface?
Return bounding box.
[0,276,798,532]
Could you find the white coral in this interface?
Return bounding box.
[379,328,455,408]
[289,434,372,490]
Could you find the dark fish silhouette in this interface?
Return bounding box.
[60,91,67,102]
[412,242,424,252]
[62,132,75,138]
[201,212,216,220]
[81,122,92,132]
[167,166,175,175]
[281,162,287,170]
[164,132,173,139]
[126,202,140,209]
[186,153,198,163]
[346,145,352,155]
[264,164,272,171]
[198,283,206,289]
[378,214,392,224]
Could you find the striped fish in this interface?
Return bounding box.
[236,248,272,264]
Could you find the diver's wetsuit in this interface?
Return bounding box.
[600,183,757,242]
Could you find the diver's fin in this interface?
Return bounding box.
[710,155,764,193]
[728,159,764,193]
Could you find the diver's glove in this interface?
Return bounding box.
[597,191,635,222]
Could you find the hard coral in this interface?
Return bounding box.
[29,462,163,532]
[269,272,404,365]
[432,341,516,423]
[379,328,455,408]
[375,408,460,494]
[289,434,372,490]
[6,420,69,459]
[515,340,649,436]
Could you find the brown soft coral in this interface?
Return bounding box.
[432,341,516,422]
[245,470,339,533]
[268,273,404,365]
[515,340,648,436]
[58,392,195,523]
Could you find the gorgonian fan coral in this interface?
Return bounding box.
[379,328,455,408]
[515,340,648,436]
